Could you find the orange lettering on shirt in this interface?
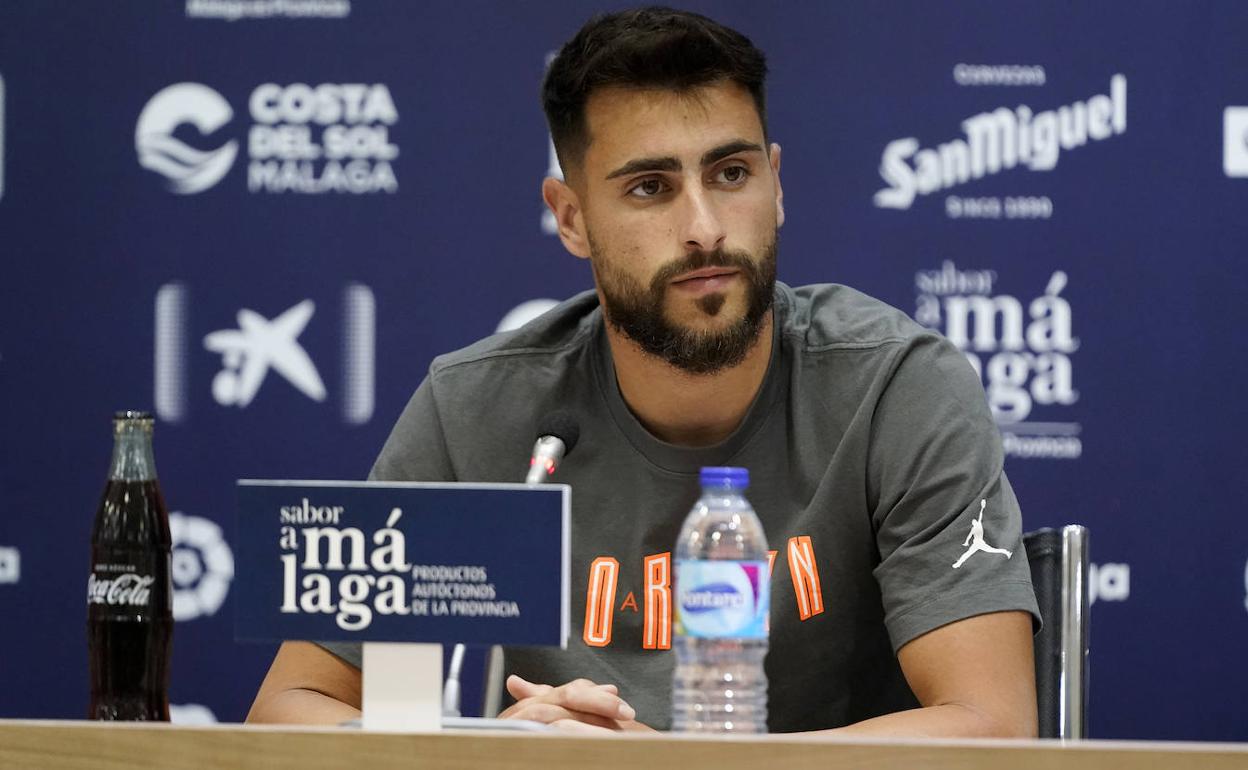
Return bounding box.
[787,536,825,621]
[619,591,639,613]
[583,557,619,647]
[642,552,672,650]
[767,550,777,577]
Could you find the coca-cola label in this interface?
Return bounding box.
[87,548,170,617]
[87,572,156,606]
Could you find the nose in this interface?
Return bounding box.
[679,185,727,254]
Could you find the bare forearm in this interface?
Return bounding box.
[246,688,361,726]
[820,703,1036,739]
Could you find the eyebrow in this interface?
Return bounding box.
[604,139,764,180]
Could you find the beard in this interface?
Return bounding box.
[591,234,777,375]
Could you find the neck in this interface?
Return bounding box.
[604,310,774,447]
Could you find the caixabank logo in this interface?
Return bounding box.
[136,82,399,195]
[915,261,1081,460]
[874,71,1126,219]
[153,282,375,425]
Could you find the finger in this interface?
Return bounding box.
[501,702,573,725]
[563,678,623,697]
[505,703,621,730]
[507,675,612,698]
[506,674,554,699]
[555,681,636,722]
[497,695,553,721]
[550,718,618,734]
[502,677,631,721]
[568,679,619,694]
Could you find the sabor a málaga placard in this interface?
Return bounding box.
[235,480,569,647]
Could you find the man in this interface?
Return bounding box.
[248,7,1039,736]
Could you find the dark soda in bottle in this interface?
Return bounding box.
[87,411,172,720]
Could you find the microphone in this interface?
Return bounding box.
[442,642,466,718]
[446,411,581,720]
[524,410,580,484]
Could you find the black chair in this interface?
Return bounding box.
[1024,526,1090,739]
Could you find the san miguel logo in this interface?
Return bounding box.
[874,74,1126,217]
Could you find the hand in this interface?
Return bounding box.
[499,675,641,733]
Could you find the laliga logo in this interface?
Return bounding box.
[170,512,234,621]
[1224,107,1248,178]
[0,546,20,585]
[136,83,239,194]
[1088,562,1129,605]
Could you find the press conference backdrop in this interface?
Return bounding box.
[1,0,1245,741]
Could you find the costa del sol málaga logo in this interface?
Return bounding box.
[135,83,238,194]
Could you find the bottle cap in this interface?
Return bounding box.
[700,466,749,489]
[114,410,154,421]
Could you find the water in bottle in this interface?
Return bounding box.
[87,411,173,720]
[671,466,769,733]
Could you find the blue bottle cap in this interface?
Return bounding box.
[700,466,749,489]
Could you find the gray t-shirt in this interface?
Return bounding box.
[321,282,1039,732]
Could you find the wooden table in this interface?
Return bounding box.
[2,720,1247,770]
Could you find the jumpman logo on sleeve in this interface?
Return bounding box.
[952,499,1013,569]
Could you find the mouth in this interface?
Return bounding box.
[670,267,740,294]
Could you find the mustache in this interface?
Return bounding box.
[649,248,758,293]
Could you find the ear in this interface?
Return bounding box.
[769,142,785,229]
[542,177,591,259]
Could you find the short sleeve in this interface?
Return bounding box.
[317,641,363,669]
[868,334,1040,652]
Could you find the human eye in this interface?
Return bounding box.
[715,163,752,186]
[626,177,670,198]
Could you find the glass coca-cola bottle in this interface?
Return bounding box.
[87,411,172,720]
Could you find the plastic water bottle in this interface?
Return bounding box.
[671,466,769,733]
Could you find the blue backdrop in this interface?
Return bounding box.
[1,0,1246,740]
